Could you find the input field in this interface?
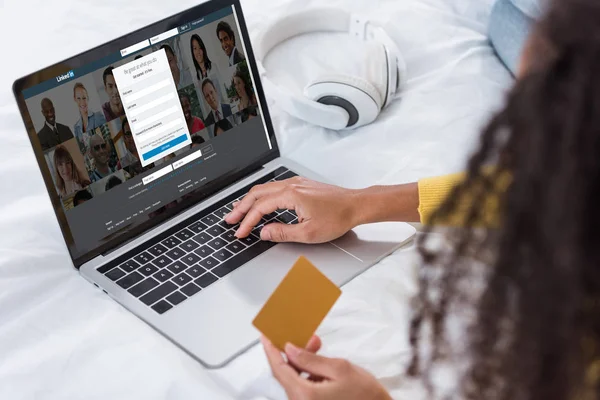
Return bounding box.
[138,119,183,144]
[124,79,171,102]
[150,28,179,45]
[134,106,179,130]
[173,149,203,170]
[120,39,150,57]
[129,92,174,117]
[142,164,174,185]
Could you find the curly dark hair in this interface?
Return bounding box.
[408,1,600,399]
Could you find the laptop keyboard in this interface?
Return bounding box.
[97,167,298,314]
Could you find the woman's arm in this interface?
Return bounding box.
[225,172,469,243]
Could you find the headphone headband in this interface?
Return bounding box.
[255,8,406,130]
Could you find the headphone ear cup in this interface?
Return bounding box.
[364,41,389,108]
[304,74,382,128]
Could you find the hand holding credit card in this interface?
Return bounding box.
[252,256,342,351]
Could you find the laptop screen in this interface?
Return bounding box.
[12,0,278,267]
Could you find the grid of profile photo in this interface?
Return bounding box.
[157,14,260,141]
[25,61,148,211]
[24,11,260,212]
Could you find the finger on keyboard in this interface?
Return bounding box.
[225,181,284,225]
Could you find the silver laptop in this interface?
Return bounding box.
[12,0,416,368]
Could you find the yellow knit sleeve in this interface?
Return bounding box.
[417,169,510,227]
[417,172,466,226]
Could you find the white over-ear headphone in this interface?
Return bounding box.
[254,8,407,130]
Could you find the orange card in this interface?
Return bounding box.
[252,256,342,351]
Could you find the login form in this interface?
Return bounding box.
[113,49,191,167]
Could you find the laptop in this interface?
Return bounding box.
[12,0,416,368]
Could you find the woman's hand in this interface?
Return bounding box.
[224,177,420,244]
[262,336,392,400]
[225,177,362,243]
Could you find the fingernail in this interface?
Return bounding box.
[285,343,301,357]
[261,229,272,241]
[224,213,230,220]
[232,201,240,208]
[234,230,241,238]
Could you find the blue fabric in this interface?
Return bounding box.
[488,0,538,76]
[73,111,107,137]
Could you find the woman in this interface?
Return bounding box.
[227,0,600,399]
[53,145,91,198]
[190,34,215,80]
[73,82,106,136]
[232,70,257,112]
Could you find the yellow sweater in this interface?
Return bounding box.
[417,173,600,397]
[417,171,507,226]
[417,173,466,224]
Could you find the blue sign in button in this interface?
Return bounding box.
[142,134,188,161]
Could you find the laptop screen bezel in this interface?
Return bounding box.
[12,0,280,269]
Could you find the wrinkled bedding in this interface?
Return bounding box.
[0,0,511,398]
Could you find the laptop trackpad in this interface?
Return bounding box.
[332,222,417,263]
[169,241,363,368]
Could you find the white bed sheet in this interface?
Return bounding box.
[0,0,512,398]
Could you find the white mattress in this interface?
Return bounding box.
[0,0,512,398]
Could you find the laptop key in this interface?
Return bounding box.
[166,247,186,260]
[153,269,174,283]
[271,166,289,178]
[128,277,160,297]
[148,244,167,257]
[240,234,259,246]
[161,236,182,249]
[186,265,206,278]
[151,300,173,314]
[194,272,219,288]
[166,291,187,306]
[218,220,238,230]
[200,213,219,226]
[199,256,219,270]
[277,211,296,224]
[209,237,228,250]
[252,224,265,237]
[220,231,237,243]
[120,260,140,273]
[181,283,202,297]
[173,273,193,286]
[134,251,154,265]
[116,271,144,289]
[226,241,246,254]
[97,263,117,274]
[207,225,226,237]
[140,264,159,276]
[194,245,214,259]
[263,212,278,221]
[213,249,233,262]
[188,221,208,234]
[180,239,199,252]
[274,170,297,181]
[212,241,276,278]
[167,261,187,274]
[140,281,178,306]
[193,232,213,245]
[152,255,171,269]
[175,229,194,241]
[106,268,126,281]
[182,253,201,266]
[213,206,231,219]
